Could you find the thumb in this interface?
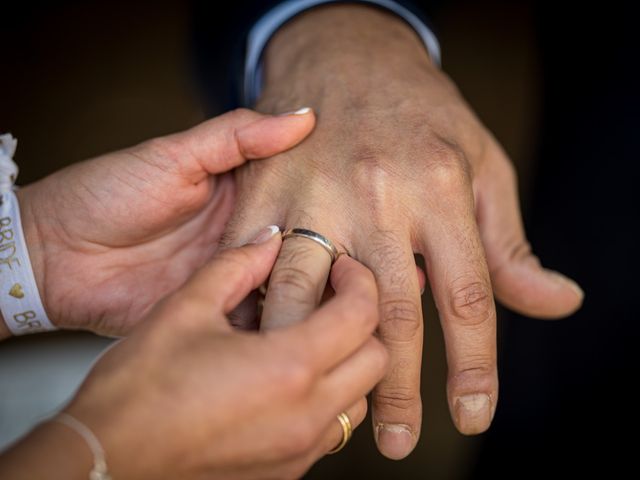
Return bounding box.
[163,107,315,181]
[477,151,584,319]
[174,225,283,326]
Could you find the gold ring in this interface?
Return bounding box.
[281,228,339,263]
[327,411,352,454]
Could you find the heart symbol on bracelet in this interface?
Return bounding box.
[9,283,25,299]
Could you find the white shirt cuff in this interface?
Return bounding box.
[243,0,441,106]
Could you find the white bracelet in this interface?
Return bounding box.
[53,412,112,480]
[0,133,56,335]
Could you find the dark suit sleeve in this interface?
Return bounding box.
[190,0,440,115]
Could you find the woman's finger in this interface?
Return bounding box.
[172,225,283,324]
[221,199,282,329]
[148,107,316,182]
[313,337,388,415]
[318,397,368,456]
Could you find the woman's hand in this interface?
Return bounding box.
[0,227,388,480]
[4,108,314,338]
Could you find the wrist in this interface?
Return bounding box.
[0,421,93,480]
[14,186,48,317]
[65,389,153,479]
[260,4,435,112]
[0,186,53,339]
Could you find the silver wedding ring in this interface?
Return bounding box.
[282,228,339,263]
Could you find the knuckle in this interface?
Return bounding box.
[336,258,376,290]
[507,240,533,264]
[132,137,184,176]
[348,147,395,218]
[365,232,415,298]
[142,135,179,159]
[268,266,318,306]
[431,162,469,192]
[347,294,379,332]
[455,354,496,378]
[379,297,422,339]
[449,278,494,327]
[281,418,317,456]
[227,107,252,122]
[165,294,206,319]
[449,355,497,397]
[275,360,314,398]
[425,141,471,191]
[367,231,408,273]
[489,239,534,282]
[374,387,418,412]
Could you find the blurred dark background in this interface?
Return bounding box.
[1,0,637,478]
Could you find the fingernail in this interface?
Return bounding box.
[279,107,312,116]
[251,225,280,244]
[548,270,584,300]
[455,394,492,435]
[375,423,415,460]
[420,287,425,296]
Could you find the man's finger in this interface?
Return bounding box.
[260,229,334,330]
[276,255,379,374]
[476,150,583,318]
[416,264,427,295]
[359,231,423,460]
[420,176,498,436]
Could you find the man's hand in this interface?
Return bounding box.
[221,5,583,459]
[0,108,314,338]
